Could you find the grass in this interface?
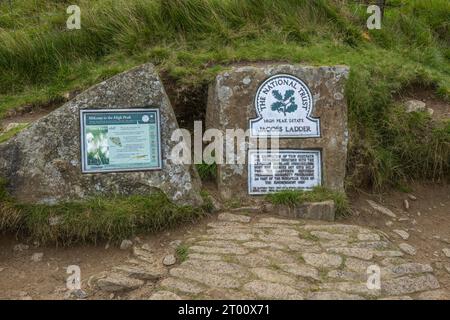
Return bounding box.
[266,186,350,217]
[297,255,306,264]
[175,244,189,262]
[0,0,449,190]
[196,162,217,181]
[0,123,28,143]
[298,231,320,242]
[199,189,215,212]
[0,178,207,245]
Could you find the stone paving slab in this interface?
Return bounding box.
[94,212,443,300]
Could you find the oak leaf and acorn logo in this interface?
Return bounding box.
[270,89,298,116]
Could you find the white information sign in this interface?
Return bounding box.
[248,149,322,195]
[250,74,320,138]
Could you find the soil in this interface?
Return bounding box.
[0,236,128,300]
[0,95,71,131]
[342,183,450,293]
[395,85,450,120]
[0,214,217,300]
[0,108,50,132]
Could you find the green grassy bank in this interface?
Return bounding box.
[0,179,208,245]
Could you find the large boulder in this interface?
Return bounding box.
[206,64,349,200]
[0,63,203,206]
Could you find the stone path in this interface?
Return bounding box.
[92,212,444,300]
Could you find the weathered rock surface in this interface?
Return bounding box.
[169,267,240,289]
[278,263,319,280]
[442,248,450,258]
[307,291,364,300]
[120,240,133,250]
[96,274,144,292]
[382,274,440,296]
[405,99,426,112]
[243,280,304,300]
[13,244,29,252]
[162,254,177,266]
[113,265,166,281]
[383,263,433,278]
[218,212,251,223]
[327,247,374,260]
[399,243,417,256]
[302,252,343,269]
[404,99,434,115]
[367,200,397,218]
[417,289,450,300]
[93,213,443,300]
[357,233,381,241]
[30,252,44,262]
[0,63,202,206]
[67,289,89,300]
[275,201,336,222]
[148,291,182,300]
[393,229,410,240]
[206,64,349,200]
[250,267,296,285]
[160,277,205,294]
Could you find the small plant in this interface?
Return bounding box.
[269,262,281,270]
[298,231,319,242]
[265,186,350,217]
[175,244,189,262]
[339,256,347,270]
[265,190,301,207]
[196,162,217,181]
[297,255,306,263]
[0,178,22,230]
[200,190,214,213]
[318,268,329,279]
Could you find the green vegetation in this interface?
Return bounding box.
[0,123,28,143]
[0,178,206,245]
[374,107,450,186]
[199,189,215,212]
[266,186,350,217]
[196,162,217,181]
[0,0,449,190]
[175,244,189,262]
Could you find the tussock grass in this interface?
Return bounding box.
[0,179,207,245]
[0,0,343,94]
[266,186,350,217]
